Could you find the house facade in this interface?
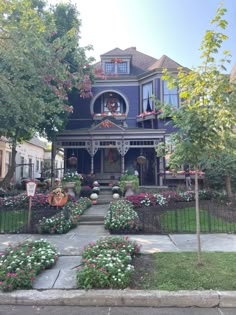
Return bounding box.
[0,137,64,185]
[55,47,185,186]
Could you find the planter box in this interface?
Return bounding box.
[93,115,126,121]
[136,113,156,122]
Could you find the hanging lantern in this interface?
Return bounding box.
[137,155,146,165]
[68,154,78,166]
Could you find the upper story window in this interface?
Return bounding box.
[117,62,128,74]
[142,82,153,112]
[103,58,130,75]
[104,62,115,74]
[163,81,179,107]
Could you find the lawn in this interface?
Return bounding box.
[160,207,236,233]
[0,209,28,233]
[131,252,236,291]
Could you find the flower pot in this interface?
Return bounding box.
[124,181,135,197]
[48,195,68,206]
[64,181,76,197]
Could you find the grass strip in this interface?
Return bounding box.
[139,252,236,290]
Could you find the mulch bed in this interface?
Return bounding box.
[129,254,156,289]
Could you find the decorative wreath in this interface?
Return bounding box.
[106,98,118,112]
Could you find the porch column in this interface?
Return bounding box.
[51,141,57,187]
[154,156,158,186]
[86,140,98,174]
[159,157,164,186]
[90,155,94,174]
[121,154,125,175]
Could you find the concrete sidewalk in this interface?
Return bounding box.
[1,203,236,307]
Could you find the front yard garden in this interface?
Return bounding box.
[0,192,92,234]
[104,190,236,234]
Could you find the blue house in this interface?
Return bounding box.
[55,47,184,186]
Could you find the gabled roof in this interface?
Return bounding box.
[92,119,125,131]
[100,47,131,57]
[95,47,183,77]
[148,54,182,70]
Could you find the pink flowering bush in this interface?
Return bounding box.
[0,239,58,292]
[76,236,140,289]
[126,190,211,209]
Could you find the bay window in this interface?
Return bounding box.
[163,81,179,107]
[142,82,153,112]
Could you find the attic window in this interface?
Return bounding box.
[105,62,115,74]
[104,60,129,74]
[117,62,128,74]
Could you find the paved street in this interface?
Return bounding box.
[1,305,236,315]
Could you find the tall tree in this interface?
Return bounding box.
[0,0,94,188]
[155,5,236,265]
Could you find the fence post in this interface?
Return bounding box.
[207,202,212,232]
[175,208,178,232]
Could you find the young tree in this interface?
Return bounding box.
[0,0,94,188]
[156,5,236,264]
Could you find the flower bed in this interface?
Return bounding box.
[76,236,140,289]
[0,239,58,292]
[125,190,211,208]
[36,197,92,234]
[104,200,142,233]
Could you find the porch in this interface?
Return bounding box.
[55,127,167,186]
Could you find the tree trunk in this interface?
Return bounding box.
[225,175,232,199]
[51,141,56,188]
[195,167,202,265]
[0,144,17,190]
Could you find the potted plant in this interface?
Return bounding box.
[119,170,139,196]
[62,170,82,197]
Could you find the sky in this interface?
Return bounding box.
[50,0,236,73]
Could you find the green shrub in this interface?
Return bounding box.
[36,197,91,234]
[104,200,142,232]
[0,239,58,292]
[76,236,140,289]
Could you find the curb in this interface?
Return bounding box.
[0,289,236,307]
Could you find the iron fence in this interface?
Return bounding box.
[0,205,60,234]
[135,201,236,234]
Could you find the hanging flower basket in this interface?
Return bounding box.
[68,155,78,166]
[137,155,146,164]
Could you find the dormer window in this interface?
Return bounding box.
[117,62,128,74]
[103,58,130,75]
[105,62,115,74]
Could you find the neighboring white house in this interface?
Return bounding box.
[43,144,64,180]
[0,136,12,181]
[0,137,64,184]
